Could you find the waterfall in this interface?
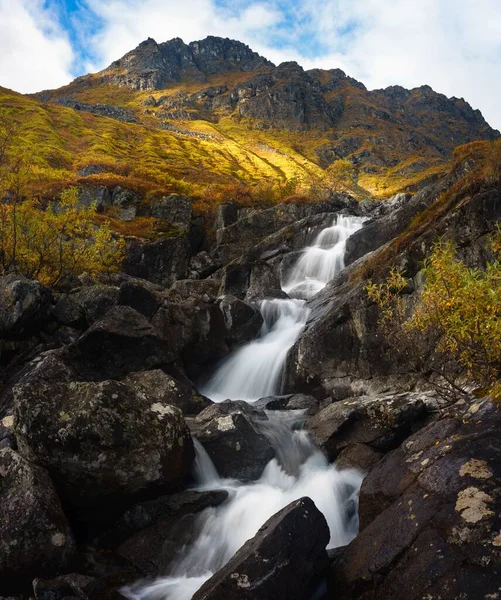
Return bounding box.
[123,414,363,600]
[122,213,367,600]
[201,214,366,402]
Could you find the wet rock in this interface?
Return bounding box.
[329,397,501,600]
[0,448,76,593]
[117,490,229,575]
[13,380,194,525]
[334,443,383,473]
[194,402,274,481]
[192,497,330,600]
[52,285,119,327]
[308,391,435,461]
[64,306,171,380]
[170,278,220,300]
[33,574,95,600]
[124,369,211,415]
[219,295,263,345]
[214,203,239,239]
[0,276,52,339]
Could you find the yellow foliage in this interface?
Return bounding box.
[0,188,125,287]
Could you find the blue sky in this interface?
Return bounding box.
[1,0,501,129]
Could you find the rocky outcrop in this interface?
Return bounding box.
[194,402,274,481]
[0,448,76,593]
[123,235,190,288]
[52,285,119,327]
[330,396,501,600]
[219,295,263,345]
[192,497,329,600]
[13,380,194,525]
[308,391,438,461]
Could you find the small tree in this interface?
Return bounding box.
[367,231,501,401]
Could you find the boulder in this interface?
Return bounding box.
[152,299,228,367]
[117,280,161,319]
[13,380,194,525]
[52,285,119,327]
[308,391,436,461]
[117,490,228,575]
[219,295,263,345]
[112,186,139,207]
[192,497,330,600]
[194,402,274,481]
[0,276,52,339]
[123,236,189,287]
[329,397,501,600]
[0,448,76,593]
[64,306,172,380]
[334,443,383,473]
[124,369,211,415]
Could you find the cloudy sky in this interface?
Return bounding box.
[1,0,501,129]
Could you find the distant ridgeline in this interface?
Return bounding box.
[0,35,499,206]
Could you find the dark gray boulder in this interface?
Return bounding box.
[0,276,52,339]
[194,402,274,481]
[192,497,330,600]
[13,380,194,524]
[124,369,211,415]
[148,194,192,229]
[64,306,171,380]
[0,448,76,593]
[52,285,119,327]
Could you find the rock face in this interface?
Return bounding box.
[0,448,76,592]
[193,497,329,600]
[330,397,501,600]
[92,36,272,90]
[13,380,194,524]
[194,402,275,481]
[123,236,190,288]
[219,295,263,346]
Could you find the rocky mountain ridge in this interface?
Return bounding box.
[32,36,498,196]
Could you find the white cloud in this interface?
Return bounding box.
[0,0,74,93]
[1,0,500,130]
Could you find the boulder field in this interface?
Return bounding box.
[0,168,500,600]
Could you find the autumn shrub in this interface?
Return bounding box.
[0,188,125,287]
[367,231,501,401]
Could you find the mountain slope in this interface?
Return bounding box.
[13,35,500,199]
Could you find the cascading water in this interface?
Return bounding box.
[123,413,363,600]
[123,214,367,600]
[201,213,366,403]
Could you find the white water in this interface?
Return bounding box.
[201,214,366,403]
[123,214,367,600]
[123,415,363,600]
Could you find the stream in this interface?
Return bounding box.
[123,214,366,600]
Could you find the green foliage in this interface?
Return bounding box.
[367,232,501,401]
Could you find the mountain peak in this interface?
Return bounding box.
[97,35,273,90]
